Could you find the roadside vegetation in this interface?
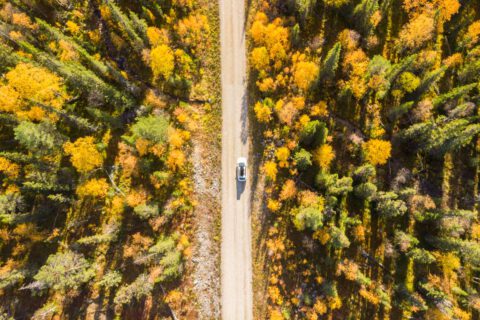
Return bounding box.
[248,0,480,319]
[0,0,219,318]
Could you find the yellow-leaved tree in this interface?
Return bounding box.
[363,139,392,166]
[438,0,460,21]
[0,85,19,113]
[269,309,284,320]
[250,46,270,72]
[150,45,175,80]
[398,13,435,50]
[147,27,168,47]
[465,21,480,47]
[254,101,273,123]
[0,63,68,121]
[0,157,20,178]
[264,161,278,181]
[76,178,109,198]
[250,12,289,68]
[175,13,210,51]
[341,47,369,99]
[292,52,319,91]
[276,147,290,168]
[250,12,269,44]
[167,149,186,171]
[64,136,103,173]
[314,144,335,170]
[267,199,281,212]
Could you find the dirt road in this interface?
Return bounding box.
[220,0,252,319]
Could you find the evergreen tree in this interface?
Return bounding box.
[320,42,341,81]
[32,250,94,293]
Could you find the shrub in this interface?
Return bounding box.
[294,148,312,170]
[375,192,407,218]
[330,227,351,249]
[130,115,169,145]
[300,120,328,146]
[353,164,376,182]
[133,203,160,219]
[354,182,377,199]
[293,206,324,231]
[398,72,420,93]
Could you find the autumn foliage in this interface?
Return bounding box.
[363,139,392,166]
[64,136,103,173]
[249,0,477,319]
[0,0,211,317]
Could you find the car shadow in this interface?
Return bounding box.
[236,179,246,200]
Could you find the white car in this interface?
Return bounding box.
[237,157,247,182]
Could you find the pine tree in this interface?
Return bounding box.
[148,235,183,281]
[14,121,65,154]
[320,42,341,81]
[353,0,379,36]
[114,273,153,306]
[32,250,94,293]
[103,0,146,52]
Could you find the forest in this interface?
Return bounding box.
[0,0,220,319]
[248,0,480,319]
[1,0,480,319]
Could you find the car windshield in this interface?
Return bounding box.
[239,166,245,177]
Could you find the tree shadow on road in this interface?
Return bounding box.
[243,0,252,33]
[241,93,248,144]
